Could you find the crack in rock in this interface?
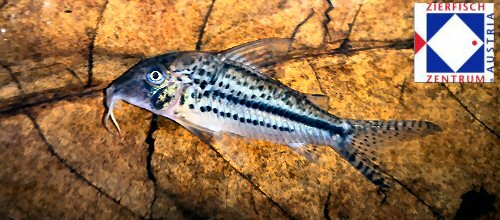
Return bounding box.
[196,0,216,51]
[204,143,297,219]
[87,0,109,87]
[321,0,334,43]
[66,67,84,84]
[323,191,331,220]
[25,112,141,218]
[145,114,159,219]
[146,114,159,182]
[398,76,407,106]
[292,38,413,60]
[391,178,445,219]
[0,86,104,117]
[307,60,327,96]
[441,84,499,138]
[290,10,315,43]
[0,62,24,95]
[338,2,364,52]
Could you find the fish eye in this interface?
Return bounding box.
[147,69,165,85]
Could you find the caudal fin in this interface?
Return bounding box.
[337,120,442,190]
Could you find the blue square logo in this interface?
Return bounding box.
[414,3,494,83]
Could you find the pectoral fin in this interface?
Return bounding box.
[174,116,245,152]
[173,116,215,144]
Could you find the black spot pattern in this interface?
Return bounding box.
[183,62,342,136]
[200,81,207,89]
[206,89,345,137]
[180,95,185,105]
[342,149,391,190]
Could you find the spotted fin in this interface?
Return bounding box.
[221,38,292,77]
[338,145,394,190]
[305,94,330,110]
[335,120,442,190]
[348,120,442,148]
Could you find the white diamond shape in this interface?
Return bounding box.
[427,14,483,72]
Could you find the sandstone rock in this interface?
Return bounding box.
[95,0,214,56]
[0,0,498,219]
[394,81,499,219]
[444,46,500,136]
[291,12,326,49]
[325,0,363,43]
[0,0,105,67]
[149,189,186,220]
[274,59,324,95]
[350,0,415,41]
[91,55,140,85]
[152,118,288,219]
[0,66,21,101]
[445,81,499,137]
[31,96,154,216]
[309,49,409,119]
[0,114,136,219]
[311,48,499,219]
[16,63,82,95]
[200,0,330,51]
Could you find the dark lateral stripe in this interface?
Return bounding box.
[209,88,345,137]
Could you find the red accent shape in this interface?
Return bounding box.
[472,40,477,46]
[415,33,426,54]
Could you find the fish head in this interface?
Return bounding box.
[104,53,188,134]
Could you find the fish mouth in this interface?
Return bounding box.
[105,86,122,135]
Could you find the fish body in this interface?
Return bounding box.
[105,39,441,190]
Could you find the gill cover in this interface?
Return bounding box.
[143,64,179,110]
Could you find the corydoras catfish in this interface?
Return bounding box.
[105,38,442,190]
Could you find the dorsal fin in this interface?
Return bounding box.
[221,38,292,76]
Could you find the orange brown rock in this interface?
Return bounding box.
[0,0,498,219]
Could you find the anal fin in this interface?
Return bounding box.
[287,143,322,162]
